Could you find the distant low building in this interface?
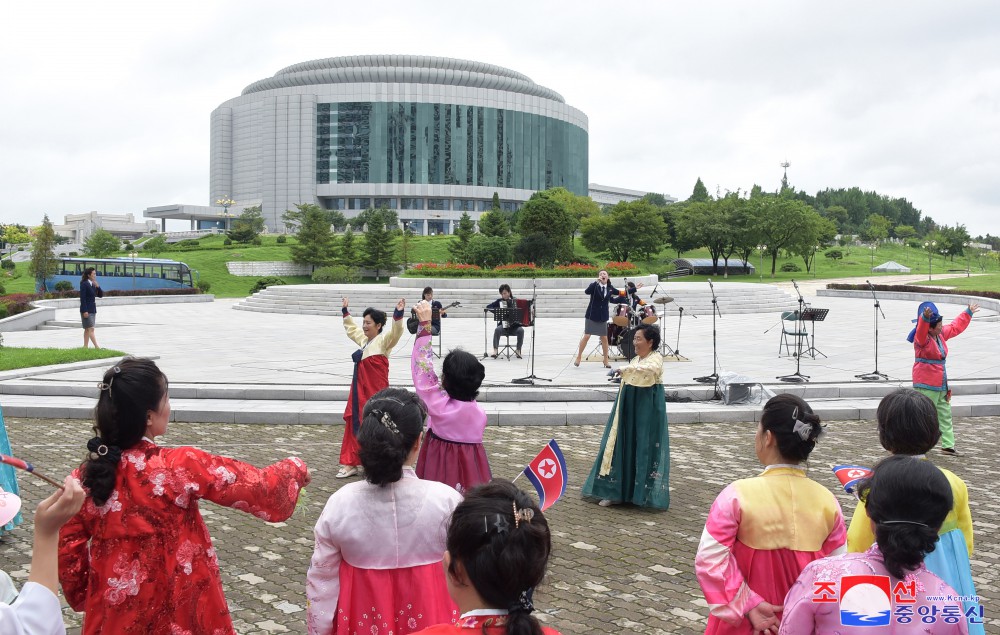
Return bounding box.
[53,211,157,243]
[588,183,676,207]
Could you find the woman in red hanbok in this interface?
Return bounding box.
[411,481,562,635]
[308,388,462,635]
[58,358,310,635]
[337,297,405,478]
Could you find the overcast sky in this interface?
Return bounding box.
[3,1,998,236]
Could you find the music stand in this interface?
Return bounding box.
[799,307,829,359]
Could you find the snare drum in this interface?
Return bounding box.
[611,303,631,327]
[640,305,658,325]
[606,322,624,344]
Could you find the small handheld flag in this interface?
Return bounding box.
[832,464,872,495]
[519,440,568,511]
[0,454,65,489]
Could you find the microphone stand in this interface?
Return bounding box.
[482,307,490,360]
[513,279,551,384]
[673,303,695,360]
[856,280,889,381]
[778,279,809,383]
[694,278,722,389]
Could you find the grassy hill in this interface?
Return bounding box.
[3,235,997,298]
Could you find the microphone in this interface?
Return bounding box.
[650,284,657,298]
[707,278,711,283]
[867,279,875,289]
[792,279,799,289]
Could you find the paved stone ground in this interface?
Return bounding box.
[1,416,996,634]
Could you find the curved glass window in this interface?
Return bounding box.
[316,102,587,195]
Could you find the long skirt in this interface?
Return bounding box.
[925,528,985,635]
[416,430,492,494]
[582,383,670,509]
[0,405,23,533]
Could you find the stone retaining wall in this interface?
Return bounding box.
[226,262,313,276]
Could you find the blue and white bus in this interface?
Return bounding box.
[44,257,196,291]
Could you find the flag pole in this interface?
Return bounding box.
[511,471,523,483]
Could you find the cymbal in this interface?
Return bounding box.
[653,296,674,305]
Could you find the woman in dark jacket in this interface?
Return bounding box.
[79,267,103,349]
[574,270,623,368]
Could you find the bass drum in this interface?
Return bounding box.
[619,326,640,360]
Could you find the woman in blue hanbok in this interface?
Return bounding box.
[0,403,24,536]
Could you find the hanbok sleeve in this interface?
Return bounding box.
[343,315,368,347]
[170,448,308,522]
[620,352,663,387]
[381,309,405,352]
[57,474,89,612]
[3,581,66,635]
[942,309,972,341]
[953,478,974,555]
[411,329,447,421]
[822,501,848,556]
[913,313,933,347]
[695,484,764,625]
[307,497,343,635]
[846,500,876,553]
[777,562,819,635]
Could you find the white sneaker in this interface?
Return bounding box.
[336,466,359,479]
[598,499,616,507]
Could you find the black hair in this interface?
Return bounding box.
[422,286,434,300]
[83,357,168,506]
[877,388,941,455]
[499,283,512,295]
[636,324,660,350]
[441,348,485,401]
[857,455,952,579]
[357,388,425,486]
[362,307,387,333]
[759,394,823,462]
[446,481,551,635]
[80,267,96,283]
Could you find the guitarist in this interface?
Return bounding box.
[420,286,448,335]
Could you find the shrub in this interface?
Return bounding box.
[312,265,361,284]
[0,283,5,295]
[251,237,263,246]
[224,238,233,246]
[554,262,599,274]
[197,280,212,293]
[250,276,287,294]
[276,234,287,244]
[824,249,844,261]
[0,260,14,270]
[605,261,640,275]
[780,262,802,272]
[0,293,37,317]
[54,281,74,292]
[493,263,538,275]
[68,251,79,257]
[0,305,7,319]
[123,242,133,251]
[175,239,201,248]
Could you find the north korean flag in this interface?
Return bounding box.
[832,464,872,494]
[523,440,568,511]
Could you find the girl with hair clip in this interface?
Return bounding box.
[307,388,463,635]
[781,456,969,634]
[337,297,406,479]
[846,388,982,634]
[411,300,492,492]
[58,358,310,635]
[696,394,846,635]
[412,480,562,635]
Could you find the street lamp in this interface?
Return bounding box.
[757,244,767,281]
[964,241,971,277]
[869,242,877,269]
[128,251,138,289]
[923,241,936,280]
[216,197,236,231]
[813,245,822,278]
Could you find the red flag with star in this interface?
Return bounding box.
[522,440,568,511]
[832,464,872,494]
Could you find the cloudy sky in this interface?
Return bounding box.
[3,1,998,235]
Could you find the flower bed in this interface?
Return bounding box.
[403,261,645,278]
[605,261,640,275]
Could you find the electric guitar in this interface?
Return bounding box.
[407,301,461,334]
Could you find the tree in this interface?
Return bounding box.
[580,200,667,263]
[492,192,501,210]
[1,224,31,254]
[83,229,121,258]
[516,192,574,266]
[142,234,167,256]
[641,192,670,207]
[448,212,476,262]
[894,224,917,241]
[338,227,358,266]
[822,205,849,233]
[748,196,823,276]
[466,235,513,268]
[674,200,734,275]
[545,187,600,250]
[29,215,59,291]
[289,203,335,268]
[227,205,266,244]
[282,206,346,233]
[688,177,710,203]
[859,214,891,244]
[478,210,510,238]
[362,208,398,280]
[398,226,415,269]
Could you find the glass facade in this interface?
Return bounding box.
[315,102,587,194]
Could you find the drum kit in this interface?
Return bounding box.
[607,296,673,359]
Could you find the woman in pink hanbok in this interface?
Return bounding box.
[307,388,462,635]
[695,394,845,634]
[411,300,491,492]
[781,455,969,634]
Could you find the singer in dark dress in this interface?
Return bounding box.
[574,270,622,368]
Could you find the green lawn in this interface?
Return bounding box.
[0,347,126,371]
[3,236,998,298]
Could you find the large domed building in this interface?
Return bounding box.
[151,55,589,235]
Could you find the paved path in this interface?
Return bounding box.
[1,415,996,634]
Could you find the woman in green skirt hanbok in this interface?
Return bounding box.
[582,324,670,509]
